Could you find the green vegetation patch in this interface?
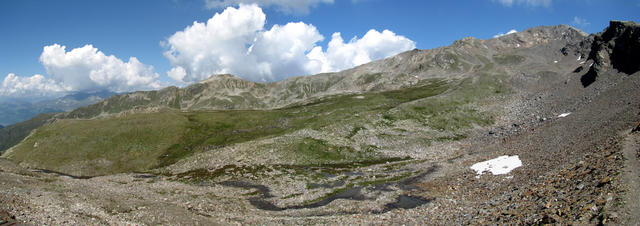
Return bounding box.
[156,109,294,167]
[356,172,415,187]
[385,73,507,131]
[492,54,525,65]
[294,138,349,162]
[359,73,383,85]
[347,125,365,138]
[5,111,188,176]
[434,134,467,142]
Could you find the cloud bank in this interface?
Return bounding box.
[40,44,162,93]
[205,0,334,14]
[0,73,69,97]
[1,44,162,98]
[164,4,415,83]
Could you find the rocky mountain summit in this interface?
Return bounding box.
[0,21,639,225]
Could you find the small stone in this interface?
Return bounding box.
[598,176,611,187]
[541,214,556,224]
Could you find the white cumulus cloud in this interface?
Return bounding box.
[164,4,415,83]
[0,73,70,97]
[306,30,416,73]
[1,44,164,98]
[40,44,162,93]
[494,0,551,7]
[167,66,187,82]
[205,0,334,14]
[493,29,518,38]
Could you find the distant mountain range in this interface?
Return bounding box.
[0,90,115,126]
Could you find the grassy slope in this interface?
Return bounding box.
[0,113,57,154]
[4,74,507,176]
[4,111,188,175]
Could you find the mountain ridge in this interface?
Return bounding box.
[63,23,590,120]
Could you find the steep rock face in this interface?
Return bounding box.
[582,20,640,86]
[592,20,640,74]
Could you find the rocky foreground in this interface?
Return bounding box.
[0,132,638,225]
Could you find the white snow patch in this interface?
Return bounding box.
[577,55,582,61]
[553,60,558,63]
[580,61,585,64]
[557,112,571,118]
[470,155,522,178]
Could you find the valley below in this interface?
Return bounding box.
[1,21,639,225]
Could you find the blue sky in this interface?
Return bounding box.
[1,0,639,99]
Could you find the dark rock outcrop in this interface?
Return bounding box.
[632,121,640,133]
[583,20,640,87]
